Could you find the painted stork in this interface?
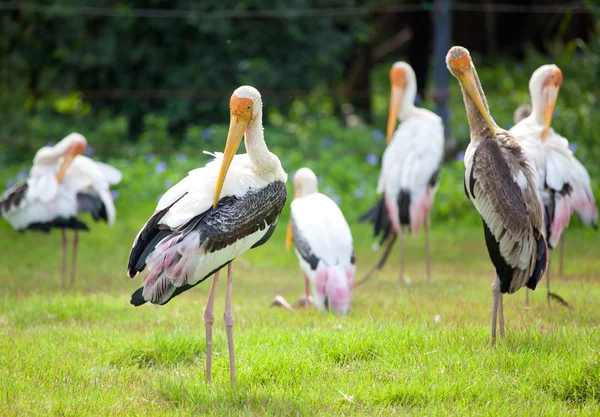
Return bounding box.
[513,101,597,281]
[509,64,586,306]
[285,167,355,315]
[446,46,547,345]
[127,86,287,388]
[360,62,444,284]
[0,133,121,288]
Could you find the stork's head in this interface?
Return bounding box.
[56,133,87,182]
[293,167,318,198]
[446,46,497,139]
[528,65,562,141]
[387,62,417,143]
[213,86,263,208]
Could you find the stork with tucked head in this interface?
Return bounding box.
[127,86,287,387]
[360,61,444,284]
[509,65,592,306]
[0,133,121,288]
[285,167,355,315]
[446,46,547,345]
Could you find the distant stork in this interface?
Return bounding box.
[446,46,547,345]
[360,62,444,284]
[286,168,355,315]
[127,86,287,388]
[509,65,590,306]
[0,133,121,288]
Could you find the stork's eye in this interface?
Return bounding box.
[247,104,252,110]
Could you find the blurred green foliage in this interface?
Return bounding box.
[1,7,599,228]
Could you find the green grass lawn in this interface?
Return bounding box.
[0,200,599,416]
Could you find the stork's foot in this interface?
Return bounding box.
[294,294,313,308]
[270,295,294,312]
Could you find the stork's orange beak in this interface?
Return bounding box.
[285,219,293,252]
[387,67,406,143]
[447,52,497,139]
[213,95,253,208]
[541,67,562,141]
[56,141,85,182]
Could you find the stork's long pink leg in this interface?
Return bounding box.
[491,275,501,346]
[558,233,565,278]
[70,230,79,289]
[425,214,431,282]
[204,270,221,383]
[304,274,310,299]
[498,293,505,339]
[547,254,552,309]
[399,226,406,283]
[525,288,529,310]
[61,229,67,290]
[224,262,236,388]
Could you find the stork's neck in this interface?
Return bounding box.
[529,91,546,126]
[460,78,496,141]
[33,140,70,165]
[398,82,417,122]
[245,117,279,178]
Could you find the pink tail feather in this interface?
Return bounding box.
[550,196,572,248]
[409,188,434,236]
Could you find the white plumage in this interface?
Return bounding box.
[289,168,354,315]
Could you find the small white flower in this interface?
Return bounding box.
[434,314,441,323]
[404,277,412,286]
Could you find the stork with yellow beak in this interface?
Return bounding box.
[509,65,582,307]
[0,133,121,289]
[360,62,444,284]
[447,46,547,345]
[127,86,287,387]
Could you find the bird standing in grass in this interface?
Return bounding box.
[446,46,547,345]
[0,133,121,289]
[360,62,444,284]
[285,167,355,315]
[127,86,287,387]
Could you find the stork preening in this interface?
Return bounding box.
[127,86,287,387]
[509,65,590,306]
[360,62,444,284]
[446,46,547,345]
[0,133,121,288]
[285,168,355,315]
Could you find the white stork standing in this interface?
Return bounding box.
[513,102,597,282]
[0,133,121,288]
[360,62,444,283]
[285,167,355,315]
[127,86,287,388]
[509,65,585,306]
[446,46,547,345]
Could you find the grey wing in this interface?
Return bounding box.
[472,137,546,293]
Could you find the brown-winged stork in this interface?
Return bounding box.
[127,86,287,387]
[509,65,589,306]
[0,133,121,288]
[511,71,598,285]
[285,167,355,315]
[360,62,444,284]
[446,46,547,345]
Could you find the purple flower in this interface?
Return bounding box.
[46,142,54,148]
[569,142,577,153]
[84,146,95,157]
[354,188,364,199]
[177,153,187,163]
[371,129,384,142]
[16,172,27,181]
[202,128,213,141]
[5,179,15,189]
[322,137,332,149]
[455,151,465,161]
[163,178,173,188]
[317,176,324,185]
[324,185,334,196]
[332,195,342,205]
[157,193,164,202]
[554,109,560,119]
[145,153,155,163]
[415,93,422,104]
[155,161,167,174]
[366,153,379,166]
[111,190,120,201]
